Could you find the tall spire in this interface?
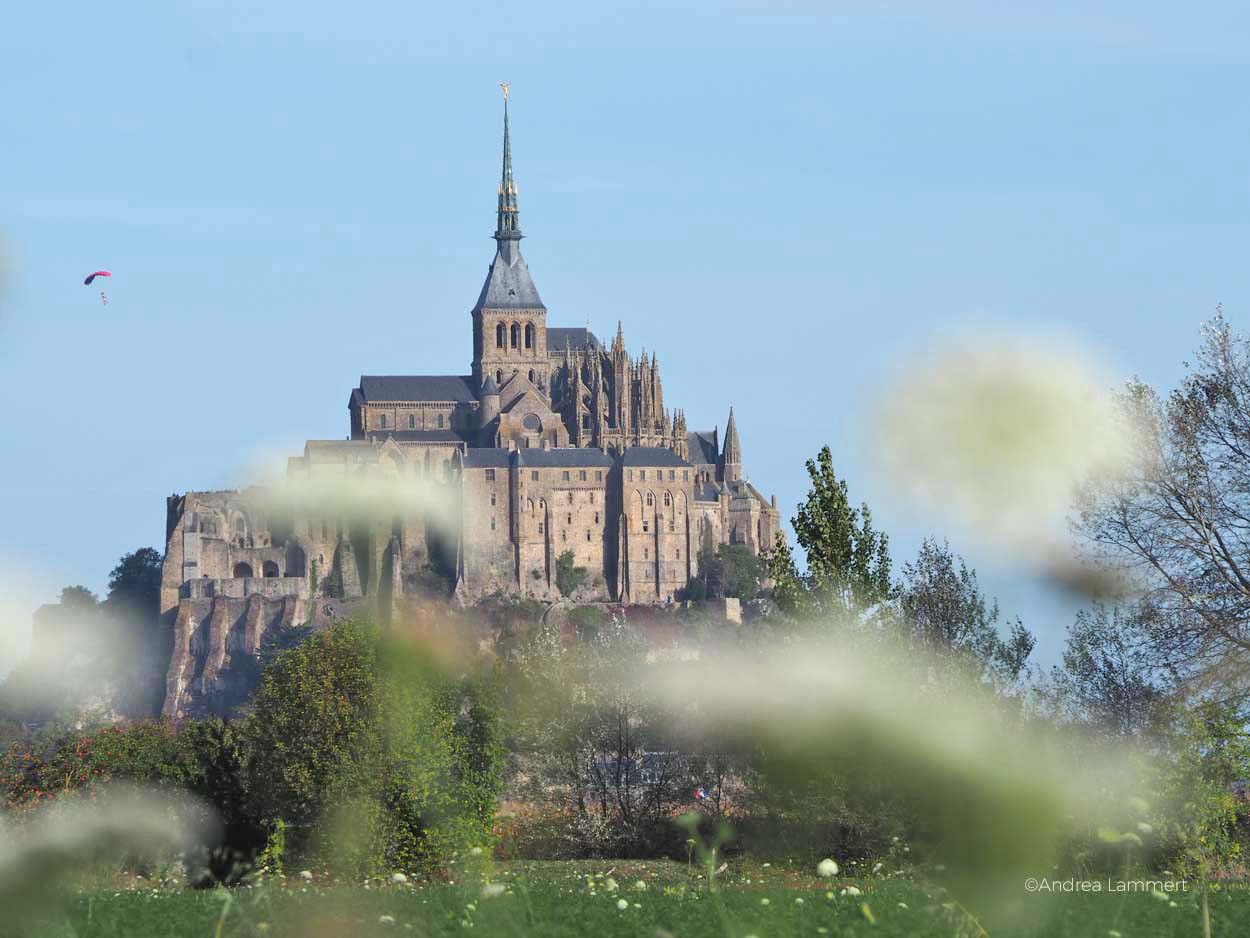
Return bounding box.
[495,84,522,245]
[722,406,742,481]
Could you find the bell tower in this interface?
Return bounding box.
[471,85,550,395]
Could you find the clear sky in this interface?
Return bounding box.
[4,1,1249,669]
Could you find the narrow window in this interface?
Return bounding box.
[496,323,505,348]
[683,470,689,481]
[538,522,544,534]
[579,470,587,481]
[590,492,595,504]
[531,471,539,481]
[669,470,676,481]
[639,470,646,481]
[380,414,387,429]
[561,530,567,542]
[643,518,650,533]
[529,369,535,382]
[646,493,654,506]
[408,414,416,429]
[664,492,671,507]
[525,323,534,349]
[437,414,445,429]
[644,548,649,560]
[567,513,572,524]
[563,471,570,481]
[485,469,495,481]
[491,493,497,506]
[490,516,496,531]
[596,471,603,481]
[594,512,600,524]
[627,470,633,481]
[496,370,503,385]
[511,322,520,348]
[568,492,574,504]
[676,548,681,560]
[669,518,675,532]
[587,530,592,542]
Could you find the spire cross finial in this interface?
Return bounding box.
[495,83,521,244]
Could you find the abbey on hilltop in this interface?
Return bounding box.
[159,92,781,718]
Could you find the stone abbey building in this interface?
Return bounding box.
[160,96,781,718]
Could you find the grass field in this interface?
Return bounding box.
[8,860,1249,938]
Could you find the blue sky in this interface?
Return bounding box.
[4,1,1250,668]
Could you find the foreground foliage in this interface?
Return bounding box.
[5,860,1245,938]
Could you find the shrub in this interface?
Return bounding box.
[555,551,588,598]
[240,621,505,875]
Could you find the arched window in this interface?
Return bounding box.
[664,492,671,507]
[496,370,503,385]
[262,560,280,578]
[233,562,253,578]
[524,323,534,349]
[510,322,520,348]
[496,323,505,348]
[522,413,542,432]
[408,414,415,429]
[437,414,445,429]
[646,493,654,506]
[528,369,535,383]
[380,414,387,429]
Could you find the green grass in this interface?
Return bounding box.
[7,860,1250,938]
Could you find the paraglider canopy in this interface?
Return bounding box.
[83,270,111,285]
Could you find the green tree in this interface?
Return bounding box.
[773,445,892,618]
[58,585,98,608]
[555,550,588,598]
[718,544,764,600]
[241,622,505,874]
[896,538,1035,692]
[104,547,163,619]
[1045,602,1173,737]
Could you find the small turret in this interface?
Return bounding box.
[479,373,501,427]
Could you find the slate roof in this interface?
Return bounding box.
[365,430,469,444]
[357,375,478,403]
[694,481,722,502]
[472,243,545,312]
[621,447,691,468]
[463,449,513,469]
[687,430,719,465]
[547,327,602,353]
[516,448,614,468]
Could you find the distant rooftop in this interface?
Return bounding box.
[357,375,478,403]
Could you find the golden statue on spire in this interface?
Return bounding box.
[499,81,510,101]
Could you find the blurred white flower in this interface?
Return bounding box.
[842,886,861,897]
[817,858,839,878]
[616,898,629,911]
[480,883,506,899]
[379,915,395,926]
[390,872,408,885]
[870,334,1136,570]
[299,870,313,881]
